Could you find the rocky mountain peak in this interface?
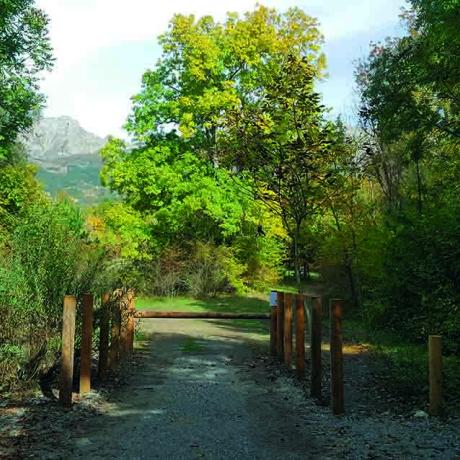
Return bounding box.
[19,116,111,204]
[22,116,107,162]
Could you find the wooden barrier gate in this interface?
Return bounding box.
[134,311,270,319]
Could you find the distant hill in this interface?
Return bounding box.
[21,116,113,204]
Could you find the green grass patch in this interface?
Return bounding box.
[227,319,269,335]
[345,318,460,409]
[134,328,149,342]
[135,294,270,336]
[135,294,269,314]
[181,337,206,353]
[272,273,322,293]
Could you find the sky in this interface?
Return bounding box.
[36,0,408,138]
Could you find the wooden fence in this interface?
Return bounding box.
[270,292,344,415]
[269,291,444,416]
[59,290,136,408]
[58,290,443,416]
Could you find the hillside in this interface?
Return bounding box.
[21,116,113,204]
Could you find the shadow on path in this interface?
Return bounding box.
[67,319,328,459]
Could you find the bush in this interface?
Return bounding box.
[184,242,245,297]
[375,205,460,354]
[138,231,284,298]
[145,246,186,297]
[0,199,101,389]
[234,231,284,292]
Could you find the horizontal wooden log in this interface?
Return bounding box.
[134,310,270,319]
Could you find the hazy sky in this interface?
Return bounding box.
[36,0,408,138]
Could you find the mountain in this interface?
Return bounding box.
[22,116,113,204]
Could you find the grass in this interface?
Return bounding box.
[134,276,325,336]
[135,273,323,312]
[181,337,206,353]
[135,294,269,314]
[345,318,460,410]
[135,293,271,336]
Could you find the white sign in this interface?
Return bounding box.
[269,291,277,307]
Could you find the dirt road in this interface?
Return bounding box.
[68,318,328,459]
[5,317,459,459]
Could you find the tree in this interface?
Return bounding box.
[356,0,460,214]
[0,161,42,216]
[351,0,460,350]
[357,0,459,145]
[320,123,379,307]
[100,6,326,290]
[101,138,253,245]
[0,0,54,160]
[125,6,325,151]
[221,56,336,288]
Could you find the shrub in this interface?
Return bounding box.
[0,199,101,389]
[138,234,283,298]
[146,246,186,297]
[184,242,245,297]
[377,206,460,354]
[234,232,284,292]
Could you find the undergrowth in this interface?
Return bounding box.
[345,318,460,413]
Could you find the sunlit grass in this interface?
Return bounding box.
[135,294,269,314]
[135,294,271,336]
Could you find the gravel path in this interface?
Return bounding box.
[68,319,328,459]
[4,318,459,459]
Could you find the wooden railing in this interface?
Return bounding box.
[271,292,344,415]
[58,290,444,416]
[59,290,135,407]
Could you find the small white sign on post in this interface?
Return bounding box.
[269,290,277,307]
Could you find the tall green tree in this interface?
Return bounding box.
[356,0,460,213]
[221,56,335,288]
[352,0,460,350]
[125,6,325,150]
[0,0,53,161]
[101,6,326,289]
[101,138,253,245]
[357,0,459,145]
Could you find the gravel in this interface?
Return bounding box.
[3,318,459,459]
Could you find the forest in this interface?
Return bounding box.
[1,0,459,410]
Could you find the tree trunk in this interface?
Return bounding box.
[345,259,361,309]
[348,223,362,309]
[330,205,362,308]
[416,158,423,214]
[293,222,301,292]
[303,262,310,281]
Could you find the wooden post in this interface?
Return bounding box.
[59,295,77,407]
[79,293,93,394]
[127,290,135,353]
[295,294,305,379]
[98,292,110,381]
[270,306,278,356]
[330,299,344,415]
[310,296,322,399]
[120,294,129,356]
[276,292,285,360]
[270,291,277,356]
[429,335,442,416]
[284,293,293,368]
[109,293,121,368]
